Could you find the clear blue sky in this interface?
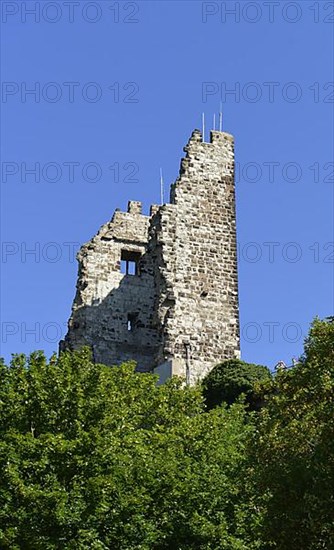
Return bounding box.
[1,0,333,368]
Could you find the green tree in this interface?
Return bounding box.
[202,359,271,411]
[249,318,334,549]
[0,348,255,549]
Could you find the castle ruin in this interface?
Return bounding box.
[61,128,240,383]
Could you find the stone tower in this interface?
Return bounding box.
[62,128,240,383]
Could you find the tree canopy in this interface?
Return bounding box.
[202,358,272,410]
[248,317,334,549]
[0,317,333,549]
[0,349,253,549]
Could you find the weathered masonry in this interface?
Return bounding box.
[61,128,240,383]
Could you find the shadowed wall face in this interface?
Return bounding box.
[62,201,160,371]
[62,130,240,380]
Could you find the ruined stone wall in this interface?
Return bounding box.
[150,130,240,383]
[62,201,159,371]
[63,129,240,382]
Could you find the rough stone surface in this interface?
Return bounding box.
[61,129,240,383]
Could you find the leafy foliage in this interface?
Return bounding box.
[0,349,254,549]
[248,317,334,549]
[1,318,333,549]
[202,359,272,410]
